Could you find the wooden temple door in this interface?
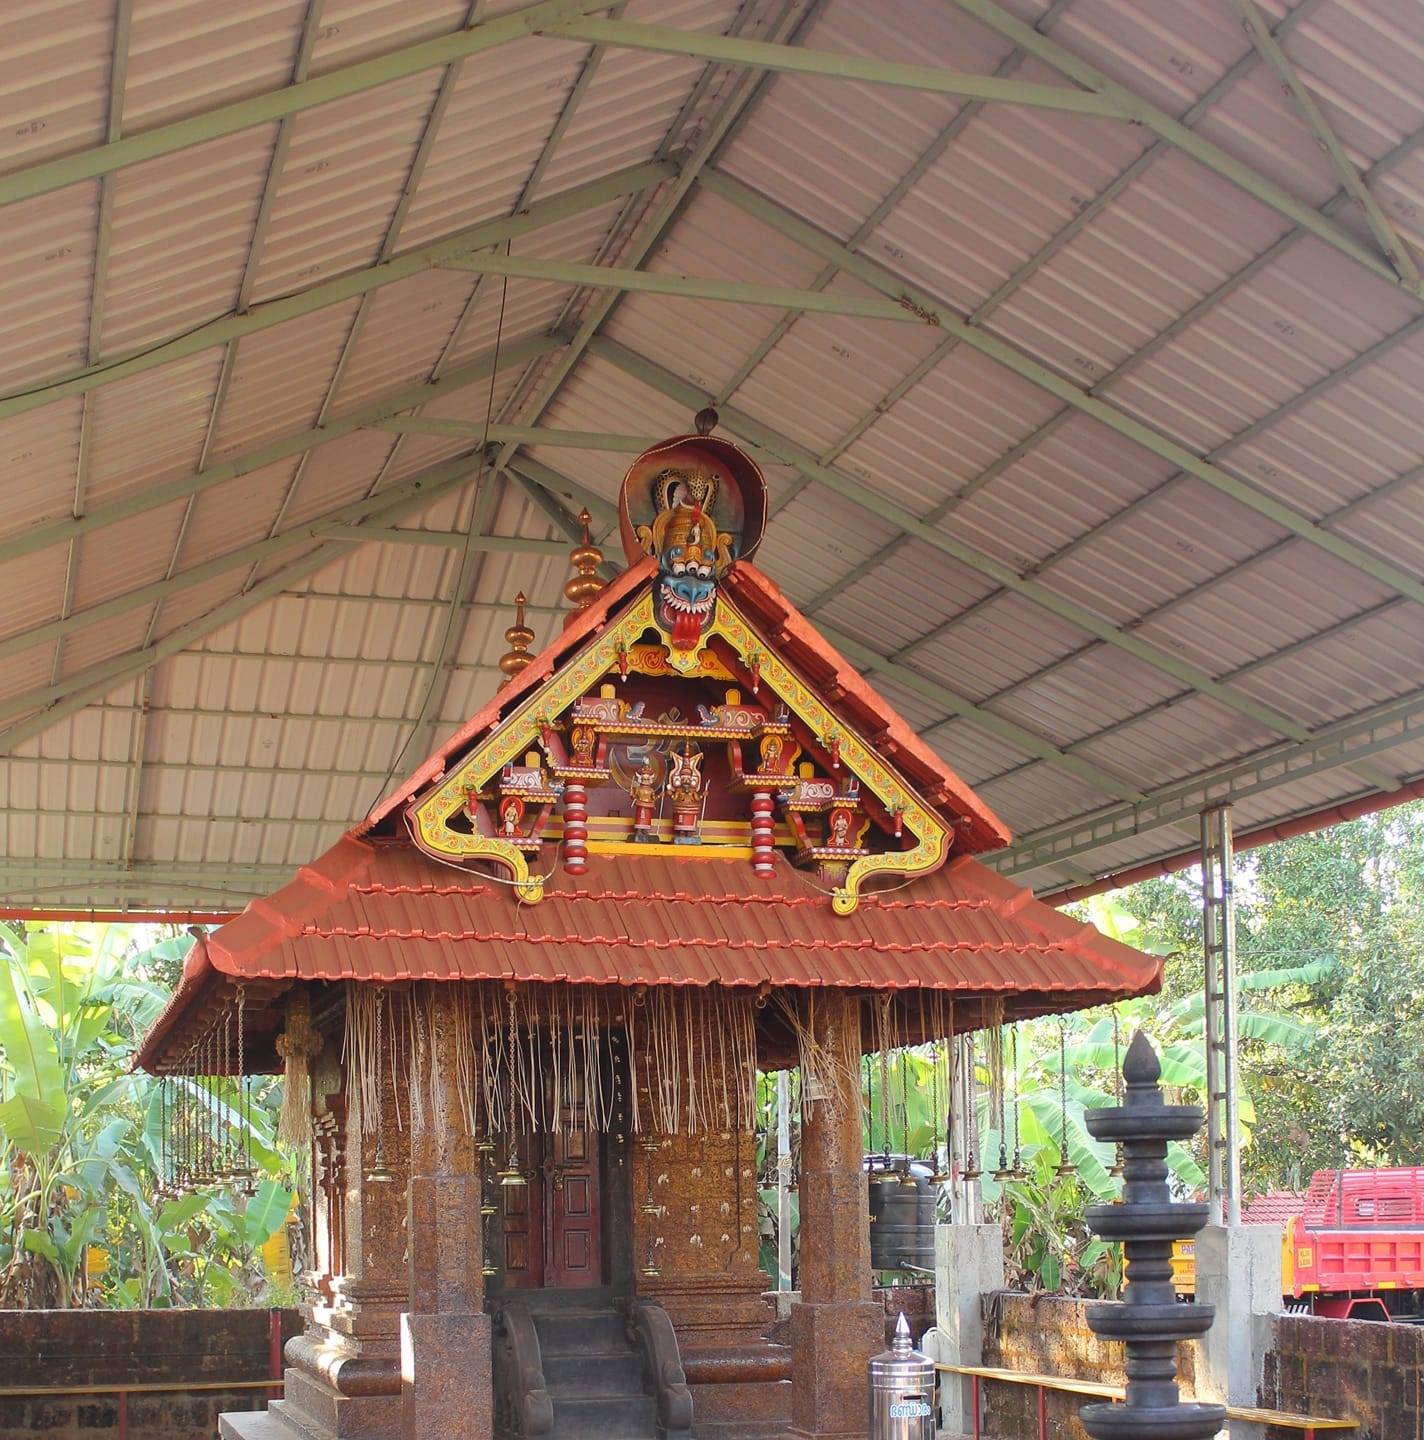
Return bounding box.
[500,1159,544,1289]
[543,1126,602,1287]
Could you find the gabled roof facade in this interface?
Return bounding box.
[138,424,1160,1073]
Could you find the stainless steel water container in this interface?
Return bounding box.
[868,1312,936,1440]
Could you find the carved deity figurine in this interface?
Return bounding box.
[629,764,659,843]
[570,721,597,770]
[826,806,853,851]
[665,745,705,844]
[758,733,784,776]
[500,796,525,839]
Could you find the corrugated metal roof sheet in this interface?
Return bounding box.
[0,0,1421,910]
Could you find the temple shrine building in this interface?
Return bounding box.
[137,417,1161,1440]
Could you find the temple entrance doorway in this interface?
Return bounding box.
[499,1127,604,1289]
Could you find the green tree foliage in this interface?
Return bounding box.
[0,922,299,1308]
[1110,800,1424,1189]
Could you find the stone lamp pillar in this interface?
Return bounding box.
[789,993,884,1440]
[1080,1032,1225,1440]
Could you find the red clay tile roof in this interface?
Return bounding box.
[135,835,1159,1071]
[363,558,1011,856]
[1241,1190,1306,1225]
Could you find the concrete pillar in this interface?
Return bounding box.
[1194,1223,1284,1435]
[401,986,491,1440]
[930,1224,1004,1438]
[789,992,884,1440]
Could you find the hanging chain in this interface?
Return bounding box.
[1056,1019,1075,1177]
[1110,1005,1126,1179]
[221,1009,233,1178]
[1010,1025,1023,1176]
[236,984,251,1180]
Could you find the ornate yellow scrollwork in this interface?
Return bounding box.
[702,601,950,915]
[407,594,660,898]
[406,589,948,914]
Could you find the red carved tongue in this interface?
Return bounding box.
[671,610,702,650]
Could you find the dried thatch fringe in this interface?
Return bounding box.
[769,989,860,1124]
[274,990,323,1149]
[342,980,759,1139]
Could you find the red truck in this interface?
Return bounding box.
[1173,1167,1424,1320]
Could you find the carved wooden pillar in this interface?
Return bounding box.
[402,985,490,1440]
[790,991,883,1440]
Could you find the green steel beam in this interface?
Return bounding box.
[0,330,560,567]
[592,335,1324,744]
[711,0,1084,407]
[394,473,503,778]
[988,686,1424,880]
[0,457,499,662]
[33,645,493,676]
[297,0,614,608]
[784,0,1327,580]
[835,120,1424,665]
[0,0,611,210]
[0,453,596,666]
[419,0,626,389]
[817,625,1142,803]
[0,160,667,423]
[5,754,399,781]
[315,525,569,555]
[700,167,1424,610]
[54,0,134,689]
[171,0,329,646]
[377,417,649,449]
[500,461,620,583]
[542,16,1122,116]
[281,589,571,617]
[482,0,812,488]
[1227,0,1418,285]
[505,454,621,534]
[920,473,1424,799]
[0,456,492,752]
[0,861,297,907]
[943,0,1423,299]
[437,249,948,321]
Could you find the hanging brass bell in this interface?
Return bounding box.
[365,1135,395,1184]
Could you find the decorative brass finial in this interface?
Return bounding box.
[563,508,605,615]
[498,592,535,687]
[694,406,718,436]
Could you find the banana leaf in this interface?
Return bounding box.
[0,951,64,1119]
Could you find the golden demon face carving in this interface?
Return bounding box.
[634,466,734,651]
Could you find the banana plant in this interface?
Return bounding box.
[0,922,296,1308]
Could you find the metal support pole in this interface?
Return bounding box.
[1201,804,1242,1226]
[956,1034,981,1225]
[776,1070,791,1292]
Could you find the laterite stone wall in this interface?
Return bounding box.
[979,1294,1403,1440]
[978,1293,1197,1440]
[0,1308,302,1440]
[1263,1313,1424,1440]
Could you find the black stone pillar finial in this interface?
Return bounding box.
[1080,1032,1225,1440]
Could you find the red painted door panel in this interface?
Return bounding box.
[545,1127,602,1288]
[500,1159,544,1290]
